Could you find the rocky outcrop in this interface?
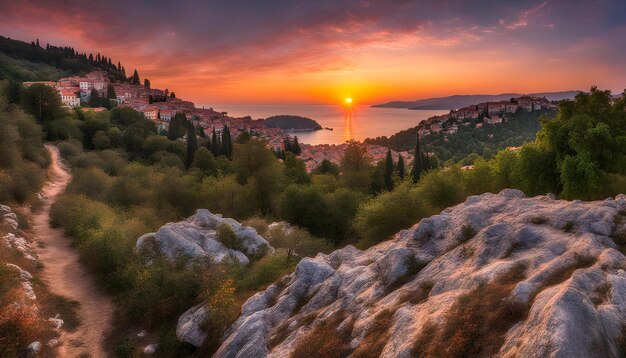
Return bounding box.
[1,204,19,231]
[215,189,626,358]
[136,209,272,265]
[177,303,211,347]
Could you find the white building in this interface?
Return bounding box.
[141,107,159,121]
[60,90,80,107]
[160,109,176,121]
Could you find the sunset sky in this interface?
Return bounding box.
[1,0,625,104]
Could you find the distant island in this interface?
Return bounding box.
[372,90,581,110]
[262,115,323,131]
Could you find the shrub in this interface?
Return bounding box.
[0,301,43,357]
[355,181,430,247]
[235,252,296,293]
[530,217,549,225]
[563,220,575,233]
[460,224,477,242]
[530,254,595,300]
[290,316,352,358]
[399,280,434,305]
[351,309,395,358]
[413,264,528,357]
[217,223,244,252]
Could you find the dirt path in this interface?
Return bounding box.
[31,144,114,358]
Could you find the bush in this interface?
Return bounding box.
[217,223,245,252]
[235,252,296,293]
[413,264,528,357]
[356,181,430,247]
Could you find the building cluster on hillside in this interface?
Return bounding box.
[298,143,415,172]
[24,71,110,108]
[416,96,558,138]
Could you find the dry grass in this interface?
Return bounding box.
[412,264,528,357]
[0,291,44,357]
[399,280,434,305]
[590,282,611,306]
[350,309,395,358]
[460,224,477,242]
[530,217,549,225]
[386,255,426,293]
[530,254,595,301]
[290,311,351,358]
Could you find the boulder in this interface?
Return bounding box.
[136,209,272,265]
[214,190,626,358]
[176,303,210,347]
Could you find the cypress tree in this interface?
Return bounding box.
[89,89,100,107]
[211,128,220,157]
[397,154,405,179]
[107,84,116,99]
[384,148,394,191]
[411,137,424,183]
[221,125,232,158]
[186,120,198,169]
[293,136,302,155]
[198,125,207,139]
[144,79,151,88]
[132,69,140,85]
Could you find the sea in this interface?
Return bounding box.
[202,104,449,145]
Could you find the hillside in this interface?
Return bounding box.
[366,109,556,163]
[214,189,626,357]
[373,91,581,110]
[0,35,129,83]
[262,115,322,130]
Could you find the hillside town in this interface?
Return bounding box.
[23,71,573,171]
[415,96,558,138]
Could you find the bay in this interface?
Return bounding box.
[204,104,449,145]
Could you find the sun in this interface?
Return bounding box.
[345,97,353,104]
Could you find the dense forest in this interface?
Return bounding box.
[366,109,556,164]
[1,78,625,356]
[0,36,132,83]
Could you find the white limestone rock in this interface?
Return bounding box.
[213,190,626,358]
[48,314,64,331]
[143,343,158,354]
[136,209,272,265]
[26,341,41,357]
[176,303,210,347]
[6,263,36,300]
[3,233,37,261]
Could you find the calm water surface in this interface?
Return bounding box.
[204,104,449,145]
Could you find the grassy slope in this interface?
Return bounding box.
[0,53,75,82]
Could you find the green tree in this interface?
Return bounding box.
[191,147,217,175]
[397,154,405,179]
[132,69,140,85]
[232,139,284,215]
[236,130,251,144]
[20,84,63,123]
[89,89,100,107]
[211,128,221,157]
[384,148,394,191]
[410,137,424,183]
[107,84,116,99]
[186,120,198,169]
[340,141,373,193]
[167,112,187,140]
[283,152,310,185]
[312,159,340,176]
[221,125,232,158]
